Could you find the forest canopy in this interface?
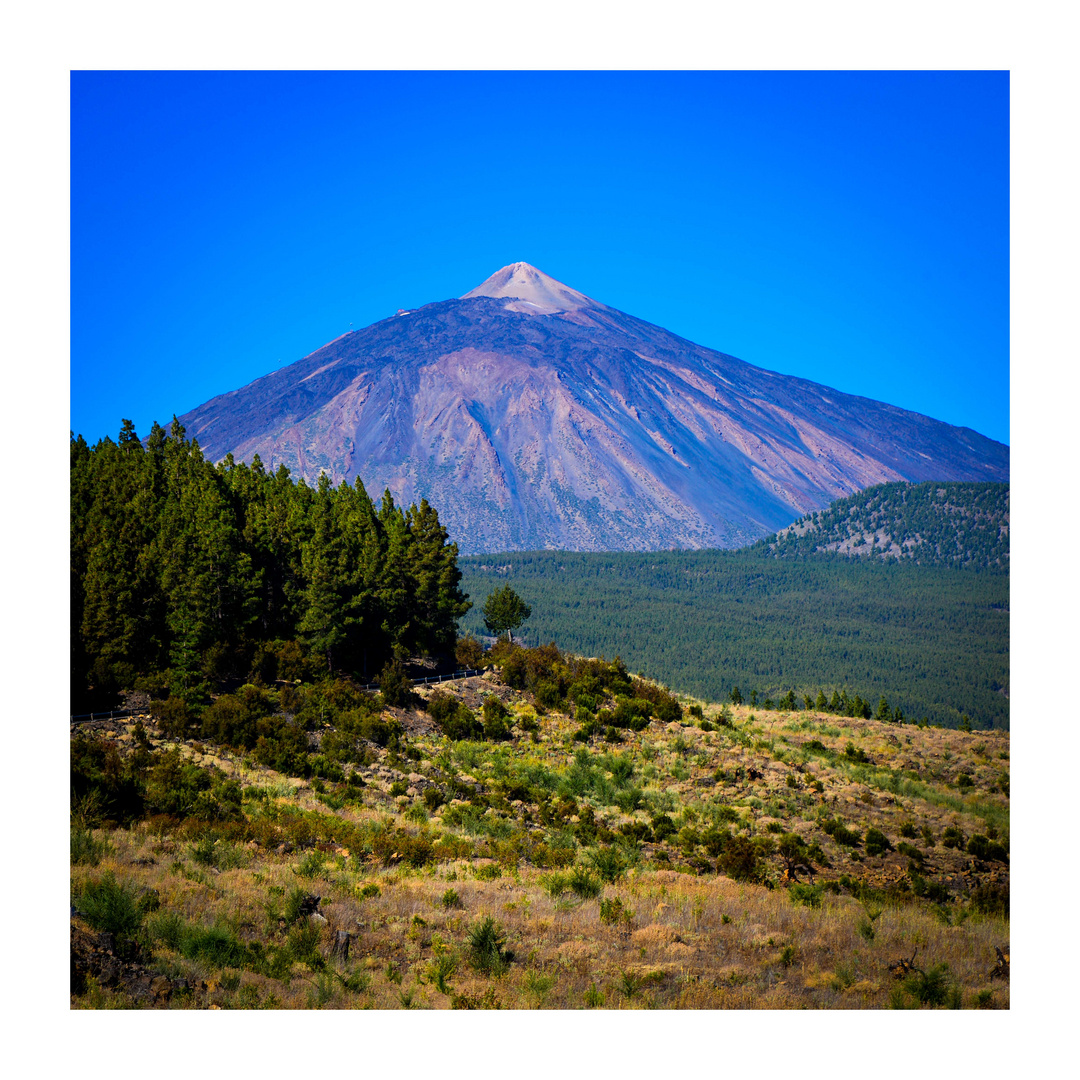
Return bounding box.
[70,419,470,712]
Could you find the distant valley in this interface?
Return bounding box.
[459,482,1009,730]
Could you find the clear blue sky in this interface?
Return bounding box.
[71,70,1009,447]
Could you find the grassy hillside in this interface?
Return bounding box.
[71,642,1009,1011]
[459,550,1009,731]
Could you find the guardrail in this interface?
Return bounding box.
[70,708,148,725]
[358,668,484,691]
[70,669,486,722]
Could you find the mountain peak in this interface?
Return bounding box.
[461,262,596,313]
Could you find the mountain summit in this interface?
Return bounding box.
[461,262,597,313]
[179,264,1009,554]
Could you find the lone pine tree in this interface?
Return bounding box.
[482,584,531,644]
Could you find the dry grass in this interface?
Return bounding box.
[70,682,1009,1010]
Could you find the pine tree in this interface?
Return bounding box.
[482,584,531,643]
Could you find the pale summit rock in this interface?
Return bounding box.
[461,261,596,314]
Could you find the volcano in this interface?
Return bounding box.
[179,262,1009,553]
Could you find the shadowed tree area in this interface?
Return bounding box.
[71,419,471,712]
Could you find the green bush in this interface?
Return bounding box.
[788,883,823,908]
[439,702,483,742]
[599,896,630,925]
[587,846,628,883]
[71,828,111,866]
[482,697,511,741]
[378,660,416,708]
[903,963,954,1007]
[820,817,861,847]
[864,828,892,856]
[151,696,196,739]
[181,924,250,968]
[73,872,144,941]
[969,882,1009,918]
[843,742,870,764]
[967,834,1008,862]
[941,826,965,849]
[718,836,758,881]
[455,634,486,669]
[467,917,510,975]
[568,865,603,899]
[897,841,924,865]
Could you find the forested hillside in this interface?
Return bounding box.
[459,549,1009,730]
[70,419,470,712]
[764,481,1009,568]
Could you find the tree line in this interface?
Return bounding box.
[71,419,470,712]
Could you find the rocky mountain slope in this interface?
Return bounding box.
[179,263,1009,553]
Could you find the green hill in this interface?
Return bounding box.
[764,481,1009,568]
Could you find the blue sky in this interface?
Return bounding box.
[71,70,1009,446]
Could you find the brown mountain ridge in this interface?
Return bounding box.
[180,263,1008,554]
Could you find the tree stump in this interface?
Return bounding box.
[330,930,352,962]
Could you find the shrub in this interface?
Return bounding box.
[252,716,312,776]
[73,873,144,941]
[467,917,510,974]
[568,865,603,899]
[441,888,461,909]
[71,827,111,866]
[788,883,823,908]
[941,826,965,849]
[969,882,1009,918]
[864,828,892,856]
[429,952,459,994]
[898,821,917,839]
[200,686,276,749]
[183,924,250,968]
[424,787,445,811]
[650,813,677,842]
[482,697,511,741]
[719,836,758,881]
[613,786,643,814]
[820,817,862,847]
[630,678,683,724]
[455,634,486,669]
[440,703,483,742]
[897,841,924,865]
[599,896,631,925]
[903,963,953,1007]
[587,846,628,883]
[152,696,196,739]
[967,834,1008,862]
[376,659,415,708]
[295,850,327,879]
[843,742,870,764]
[358,882,381,899]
